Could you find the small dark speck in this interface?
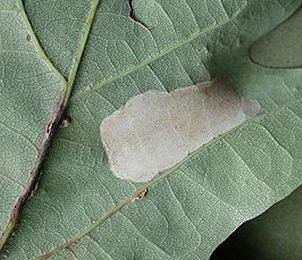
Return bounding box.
[26,34,31,42]
[132,189,148,201]
[60,116,71,129]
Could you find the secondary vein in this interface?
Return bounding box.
[73,1,248,99]
[64,0,101,105]
[17,0,66,83]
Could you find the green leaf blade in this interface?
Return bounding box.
[1,0,302,259]
[0,0,66,248]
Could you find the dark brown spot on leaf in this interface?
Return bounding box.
[59,116,71,129]
[132,189,148,201]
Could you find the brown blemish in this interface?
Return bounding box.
[132,189,148,201]
[65,244,78,259]
[200,84,211,96]
[59,116,71,129]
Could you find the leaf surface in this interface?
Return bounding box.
[0,0,66,248]
[211,186,302,260]
[213,7,302,259]
[1,0,302,259]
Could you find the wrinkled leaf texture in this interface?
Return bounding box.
[1,0,302,259]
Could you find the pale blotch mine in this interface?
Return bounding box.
[100,78,261,182]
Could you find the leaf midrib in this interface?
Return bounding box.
[0,0,101,251]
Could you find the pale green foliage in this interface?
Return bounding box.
[1,0,302,259]
[212,187,302,259]
[0,0,66,247]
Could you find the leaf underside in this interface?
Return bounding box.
[211,186,302,260]
[1,0,302,259]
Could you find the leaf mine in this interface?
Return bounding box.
[100,78,261,183]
